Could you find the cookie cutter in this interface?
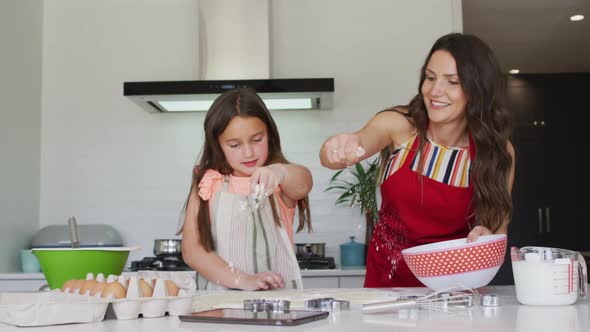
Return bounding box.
[243,299,290,312]
[304,298,350,312]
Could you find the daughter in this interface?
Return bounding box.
[176,88,312,290]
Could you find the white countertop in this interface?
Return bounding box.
[0,268,367,280]
[1,286,590,331]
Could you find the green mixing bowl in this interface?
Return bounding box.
[31,247,135,290]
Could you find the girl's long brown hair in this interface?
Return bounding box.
[379,33,513,232]
[181,88,311,251]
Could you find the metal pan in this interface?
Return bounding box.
[153,239,182,257]
[295,243,326,257]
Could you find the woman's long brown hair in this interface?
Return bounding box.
[180,88,311,251]
[379,33,513,232]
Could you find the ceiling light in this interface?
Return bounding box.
[508,69,520,74]
[570,14,584,21]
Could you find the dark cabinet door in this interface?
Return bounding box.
[510,126,547,246]
[539,75,590,250]
[492,126,546,285]
[508,73,590,250]
[491,78,547,285]
[507,76,545,128]
[492,73,590,285]
[506,76,549,247]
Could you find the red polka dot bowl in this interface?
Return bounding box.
[401,234,507,291]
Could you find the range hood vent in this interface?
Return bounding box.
[124,78,334,113]
[124,0,334,113]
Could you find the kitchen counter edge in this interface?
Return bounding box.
[0,268,367,280]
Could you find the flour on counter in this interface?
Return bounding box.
[191,288,432,310]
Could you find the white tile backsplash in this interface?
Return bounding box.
[33,0,460,265]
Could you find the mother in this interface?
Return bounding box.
[319,33,515,287]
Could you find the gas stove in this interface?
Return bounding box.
[130,255,192,271]
[297,255,336,270]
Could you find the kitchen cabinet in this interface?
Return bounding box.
[300,269,366,288]
[492,73,590,285]
[301,276,340,288]
[0,274,46,292]
[196,271,365,289]
[300,270,365,288]
[338,276,365,288]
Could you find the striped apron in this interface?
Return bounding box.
[205,177,303,290]
[365,134,476,287]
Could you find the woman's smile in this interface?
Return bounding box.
[429,99,451,110]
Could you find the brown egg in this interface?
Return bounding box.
[90,281,107,296]
[80,279,98,295]
[101,282,126,299]
[165,280,179,296]
[139,278,153,297]
[70,279,85,293]
[61,279,77,292]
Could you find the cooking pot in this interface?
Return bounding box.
[295,243,326,258]
[340,236,366,267]
[153,239,182,257]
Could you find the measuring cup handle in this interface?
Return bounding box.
[577,254,588,299]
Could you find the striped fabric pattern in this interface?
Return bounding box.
[206,179,303,290]
[381,134,471,188]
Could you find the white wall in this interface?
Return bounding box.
[0,0,43,272]
[38,0,462,265]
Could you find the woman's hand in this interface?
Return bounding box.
[250,164,287,197]
[240,271,286,291]
[322,133,366,167]
[466,225,493,243]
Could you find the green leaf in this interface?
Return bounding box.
[326,157,380,224]
[328,170,345,182]
[354,163,365,176]
[325,185,352,192]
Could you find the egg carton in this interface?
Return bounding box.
[0,271,197,327]
[88,271,197,320]
[108,294,193,319]
[0,291,110,327]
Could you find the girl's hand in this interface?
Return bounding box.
[466,225,493,243]
[250,164,287,197]
[241,271,285,291]
[323,133,365,167]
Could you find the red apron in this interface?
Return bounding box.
[364,135,476,287]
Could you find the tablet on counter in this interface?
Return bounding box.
[179,308,329,326]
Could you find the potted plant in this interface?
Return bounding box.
[325,158,380,246]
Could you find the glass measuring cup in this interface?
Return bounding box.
[511,246,588,305]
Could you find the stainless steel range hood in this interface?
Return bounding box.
[124,78,334,113]
[124,0,334,113]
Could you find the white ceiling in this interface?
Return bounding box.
[462,0,589,73]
